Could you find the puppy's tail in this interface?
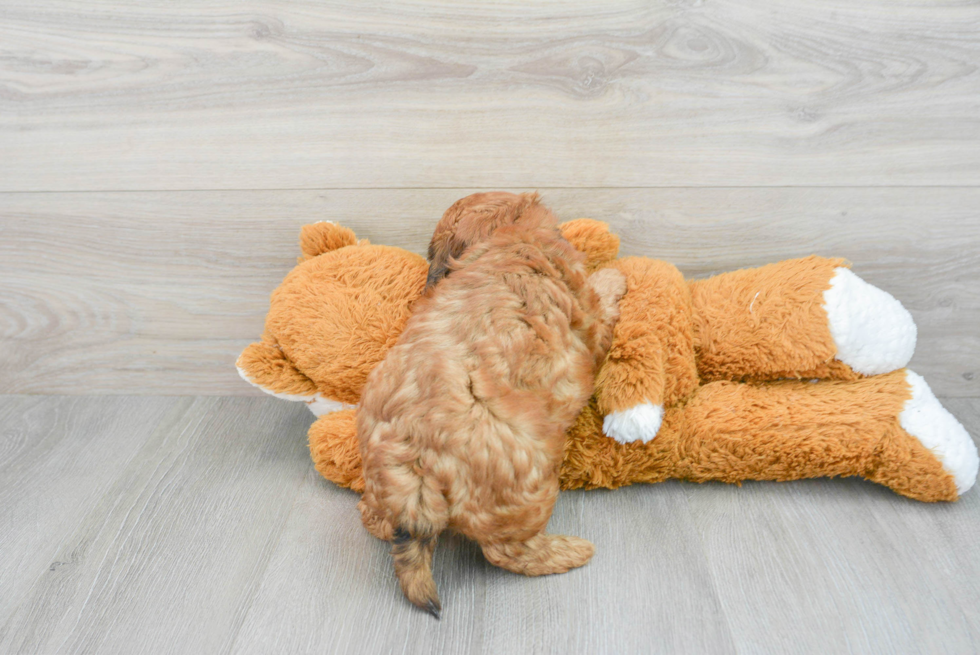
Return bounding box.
[392,525,441,618]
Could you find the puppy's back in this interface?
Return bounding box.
[358,214,603,615]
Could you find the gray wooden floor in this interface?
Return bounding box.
[3,0,980,653]
[1,395,979,655]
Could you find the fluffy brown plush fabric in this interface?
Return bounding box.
[309,410,361,490]
[238,206,970,506]
[563,370,955,501]
[691,256,861,382]
[240,242,427,405]
[356,193,625,614]
[595,256,700,415]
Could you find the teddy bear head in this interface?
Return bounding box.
[237,219,619,412]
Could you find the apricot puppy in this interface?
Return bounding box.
[357,192,625,616]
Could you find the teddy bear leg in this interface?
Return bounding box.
[308,409,366,492]
[870,370,978,499]
[309,410,395,540]
[667,371,976,501]
[823,267,917,376]
[690,257,916,381]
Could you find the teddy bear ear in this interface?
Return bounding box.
[298,222,358,263]
[559,219,621,271]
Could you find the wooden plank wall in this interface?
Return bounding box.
[1,0,978,396]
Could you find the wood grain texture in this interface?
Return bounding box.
[0,395,977,654]
[0,396,314,654]
[686,396,980,655]
[230,468,493,655]
[232,474,736,655]
[3,1,978,651]
[2,188,978,396]
[1,0,979,190]
[0,396,179,623]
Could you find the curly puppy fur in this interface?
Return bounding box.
[357,192,625,616]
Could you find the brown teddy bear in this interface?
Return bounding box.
[238,202,978,503]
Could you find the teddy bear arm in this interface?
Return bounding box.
[597,255,699,391]
[595,329,666,415]
[593,257,674,416]
[237,339,320,398]
[237,336,357,416]
[559,219,620,273]
[594,334,668,444]
[593,256,697,444]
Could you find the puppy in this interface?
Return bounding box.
[357,192,625,617]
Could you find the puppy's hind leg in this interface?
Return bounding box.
[357,497,394,541]
[481,533,595,576]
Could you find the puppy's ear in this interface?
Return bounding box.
[425,191,542,290]
[426,230,466,290]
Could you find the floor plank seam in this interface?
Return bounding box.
[52,401,209,653]
[678,490,742,655]
[223,463,315,655]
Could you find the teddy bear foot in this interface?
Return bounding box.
[823,268,917,376]
[602,402,664,443]
[900,370,979,495]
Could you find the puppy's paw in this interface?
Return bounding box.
[602,402,663,443]
[588,268,627,321]
[589,267,627,302]
[358,499,394,541]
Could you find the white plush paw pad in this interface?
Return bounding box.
[901,371,979,495]
[823,268,917,376]
[602,402,663,444]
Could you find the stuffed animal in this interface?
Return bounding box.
[238,209,978,503]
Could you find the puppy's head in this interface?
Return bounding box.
[426,191,555,289]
